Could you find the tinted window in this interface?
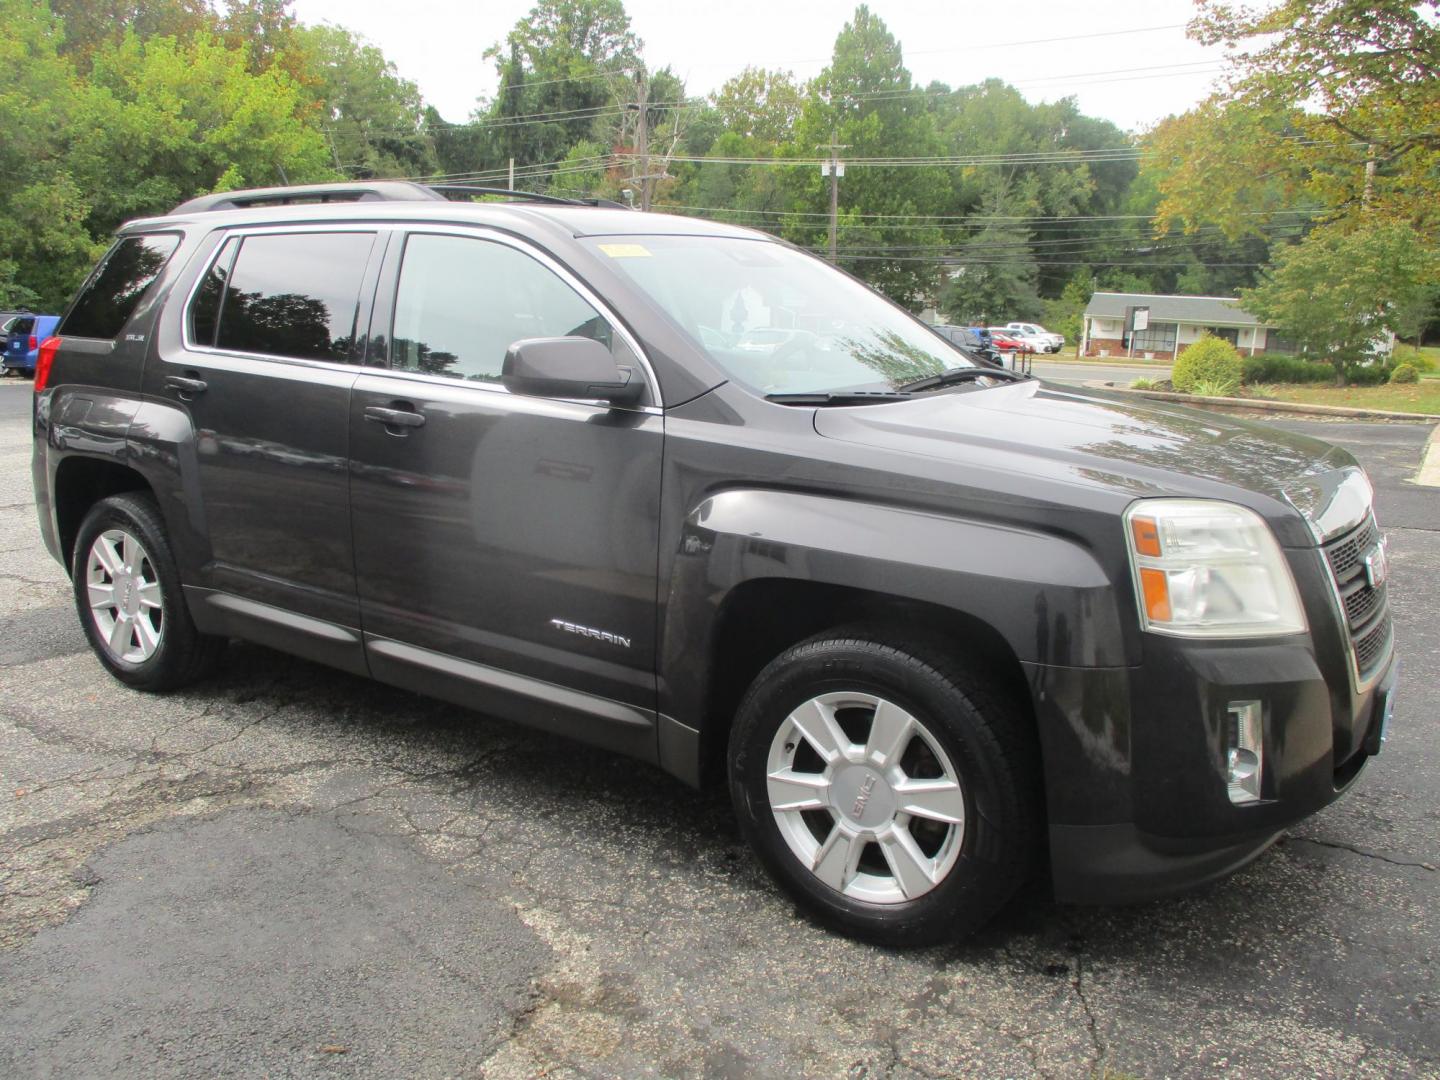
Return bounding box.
[60,233,180,339]
[215,232,375,362]
[10,317,34,337]
[391,234,612,382]
[188,237,239,348]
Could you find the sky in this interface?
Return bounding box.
[286,0,1230,133]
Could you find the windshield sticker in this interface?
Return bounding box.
[597,242,652,258]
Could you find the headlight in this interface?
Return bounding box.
[1124,499,1307,638]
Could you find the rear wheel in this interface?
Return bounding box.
[729,631,1039,945]
[72,492,225,690]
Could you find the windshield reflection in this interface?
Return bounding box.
[586,236,974,395]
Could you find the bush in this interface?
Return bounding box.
[1242,354,1334,384]
[1390,362,1420,384]
[1189,377,1242,398]
[1392,345,1437,372]
[1173,335,1244,394]
[1343,360,1394,386]
[1130,377,1159,390]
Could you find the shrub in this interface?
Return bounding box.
[1392,345,1437,372]
[1343,360,1394,386]
[1242,354,1333,384]
[1189,377,1242,398]
[1390,362,1420,384]
[1173,335,1244,394]
[1130,377,1159,390]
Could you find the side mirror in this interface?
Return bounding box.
[502,336,644,405]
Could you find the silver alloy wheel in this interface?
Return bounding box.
[766,692,966,904]
[85,528,164,664]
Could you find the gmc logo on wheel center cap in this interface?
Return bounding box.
[851,773,878,819]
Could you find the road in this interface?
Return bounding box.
[1,384,1436,1078]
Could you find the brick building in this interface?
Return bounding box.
[1079,292,1291,361]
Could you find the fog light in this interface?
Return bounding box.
[1226,700,1263,804]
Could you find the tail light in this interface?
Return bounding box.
[28,335,37,349]
[34,336,61,392]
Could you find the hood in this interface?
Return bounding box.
[813,379,1363,546]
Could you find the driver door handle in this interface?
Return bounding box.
[363,405,426,429]
[163,375,207,396]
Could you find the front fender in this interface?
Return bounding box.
[659,487,1126,727]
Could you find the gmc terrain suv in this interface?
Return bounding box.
[32,182,1397,944]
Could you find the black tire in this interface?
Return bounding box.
[729,629,1040,946]
[71,492,226,690]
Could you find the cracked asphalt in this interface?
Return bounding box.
[0,381,1437,1078]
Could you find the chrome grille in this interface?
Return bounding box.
[1325,518,1377,580]
[1322,516,1391,684]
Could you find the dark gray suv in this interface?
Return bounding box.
[31,182,1397,944]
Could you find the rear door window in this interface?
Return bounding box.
[60,233,181,339]
[211,232,376,363]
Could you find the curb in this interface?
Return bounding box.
[1085,383,1440,422]
[1418,424,1440,488]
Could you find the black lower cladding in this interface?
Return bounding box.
[1044,638,1394,904]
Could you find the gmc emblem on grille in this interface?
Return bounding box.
[1364,541,1389,589]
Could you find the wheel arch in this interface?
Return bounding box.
[53,456,155,573]
[696,578,1034,789]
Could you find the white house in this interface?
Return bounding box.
[1080,292,1293,361]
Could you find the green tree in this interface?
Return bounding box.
[1150,0,1440,238]
[1240,222,1439,383]
[49,0,213,69]
[1042,270,1096,345]
[712,67,803,144]
[68,30,334,234]
[481,0,641,169]
[784,5,946,307]
[0,1,103,308]
[292,25,436,179]
[938,196,1041,325]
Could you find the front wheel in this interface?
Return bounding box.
[71,492,226,690]
[729,631,1040,945]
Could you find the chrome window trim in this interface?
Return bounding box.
[177,220,662,411]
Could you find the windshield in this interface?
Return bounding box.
[584,235,976,395]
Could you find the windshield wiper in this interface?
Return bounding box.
[765,391,914,406]
[896,367,1032,393]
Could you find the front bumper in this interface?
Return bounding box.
[1030,638,1396,905]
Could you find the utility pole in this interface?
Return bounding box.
[635,75,651,211]
[818,136,848,262]
[508,157,515,190]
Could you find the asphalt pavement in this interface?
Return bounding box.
[0,384,1436,1078]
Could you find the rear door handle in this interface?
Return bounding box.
[163,375,207,396]
[363,405,426,429]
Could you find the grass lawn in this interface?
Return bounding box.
[1249,381,1440,415]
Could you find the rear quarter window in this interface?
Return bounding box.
[59,233,181,339]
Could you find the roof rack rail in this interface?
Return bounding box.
[429,184,632,210]
[170,180,634,215]
[428,184,582,205]
[171,181,445,214]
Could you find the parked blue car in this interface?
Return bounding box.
[3,314,60,376]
